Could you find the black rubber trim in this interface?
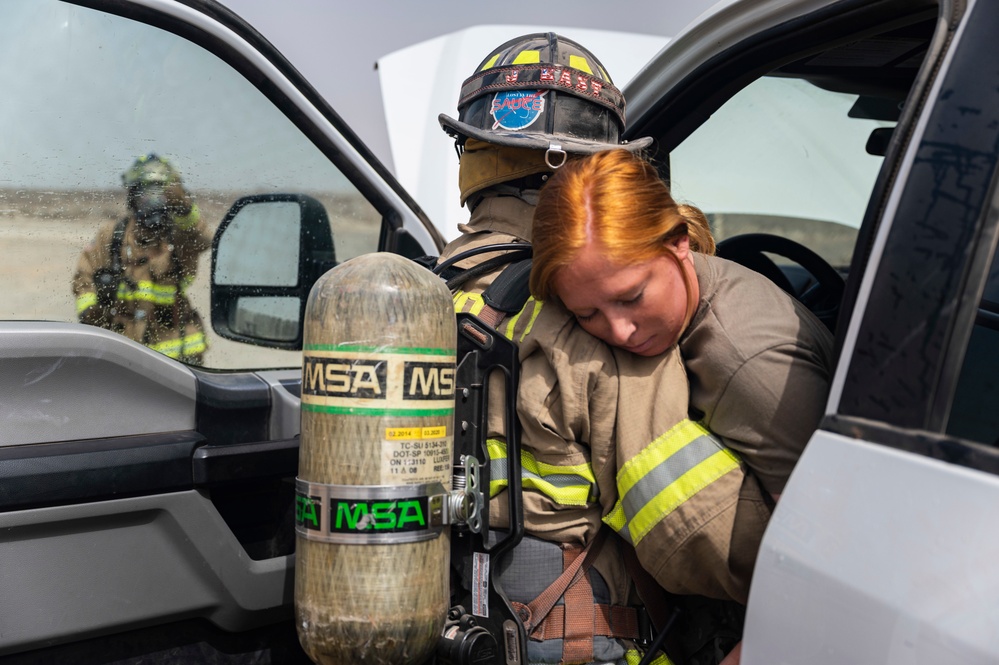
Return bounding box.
[823,414,999,478]
[0,432,204,513]
[193,437,300,486]
[840,0,999,429]
[194,370,271,445]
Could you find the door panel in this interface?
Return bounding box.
[0,492,294,655]
[747,431,999,664]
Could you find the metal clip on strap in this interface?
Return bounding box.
[545,142,567,169]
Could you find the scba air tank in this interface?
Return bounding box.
[295,253,456,665]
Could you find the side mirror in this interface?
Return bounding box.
[211,193,335,349]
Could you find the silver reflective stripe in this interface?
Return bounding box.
[618,434,724,529]
[488,439,597,506]
[605,425,740,546]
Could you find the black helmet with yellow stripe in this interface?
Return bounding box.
[438,32,651,161]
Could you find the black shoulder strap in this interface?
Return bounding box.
[109,217,128,274]
[482,258,532,314]
[415,244,534,328]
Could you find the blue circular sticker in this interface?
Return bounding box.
[490,90,548,131]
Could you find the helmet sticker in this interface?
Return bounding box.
[491,90,547,130]
[460,65,617,118]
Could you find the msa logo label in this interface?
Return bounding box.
[303,357,386,399]
[331,498,428,534]
[295,494,322,531]
[403,362,455,400]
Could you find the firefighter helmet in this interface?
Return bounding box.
[439,32,652,155]
[122,153,182,189]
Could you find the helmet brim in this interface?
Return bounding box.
[439,113,653,155]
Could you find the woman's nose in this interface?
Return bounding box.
[606,315,636,346]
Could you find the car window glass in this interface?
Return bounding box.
[669,75,894,271]
[0,0,382,370]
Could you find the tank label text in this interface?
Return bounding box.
[294,479,448,545]
[380,432,451,484]
[301,345,455,416]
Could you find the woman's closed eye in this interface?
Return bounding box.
[573,291,642,323]
[622,290,644,306]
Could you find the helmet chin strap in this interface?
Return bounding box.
[545,143,566,169]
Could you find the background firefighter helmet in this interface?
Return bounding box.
[439,32,652,155]
[121,153,180,189]
[123,153,181,214]
[122,153,182,189]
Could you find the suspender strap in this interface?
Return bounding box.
[508,530,613,664]
[527,603,641,642]
[475,304,506,329]
[514,529,605,634]
[562,543,596,663]
[469,256,535,329]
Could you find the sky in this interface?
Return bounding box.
[215,0,715,171]
[0,0,716,239]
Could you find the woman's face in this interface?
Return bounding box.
[552,236,696,357]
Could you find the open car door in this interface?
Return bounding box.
[0,0,442,660]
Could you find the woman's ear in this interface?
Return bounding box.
[664,225,691,260]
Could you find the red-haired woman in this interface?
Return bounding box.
[531,148,834,503]
[530,149,835,665]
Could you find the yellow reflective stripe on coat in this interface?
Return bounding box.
[487,438,597,506]
[625,649,674,665]
[76,292,98,314]
[501,296,542,341]
[453,290,544,343]
[117,279,177,305]
[453,290,486,316]
[149,331,207,358]
[604,420,740,547]
[173,203,201,230]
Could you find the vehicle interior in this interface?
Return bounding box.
[624,0,940,340]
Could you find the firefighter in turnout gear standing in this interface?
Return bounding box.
[436,34,772,665]
[73,154,210,365]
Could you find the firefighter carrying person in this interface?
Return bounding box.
[72,153,210,365]
[433,33,814,665]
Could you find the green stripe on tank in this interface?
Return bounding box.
[303,344,453,356]
[302,403,454,417]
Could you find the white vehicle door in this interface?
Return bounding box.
[623,0,999,661]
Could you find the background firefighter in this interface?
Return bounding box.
[72,153,210,365]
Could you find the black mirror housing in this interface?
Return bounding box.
[210,193,336,350]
